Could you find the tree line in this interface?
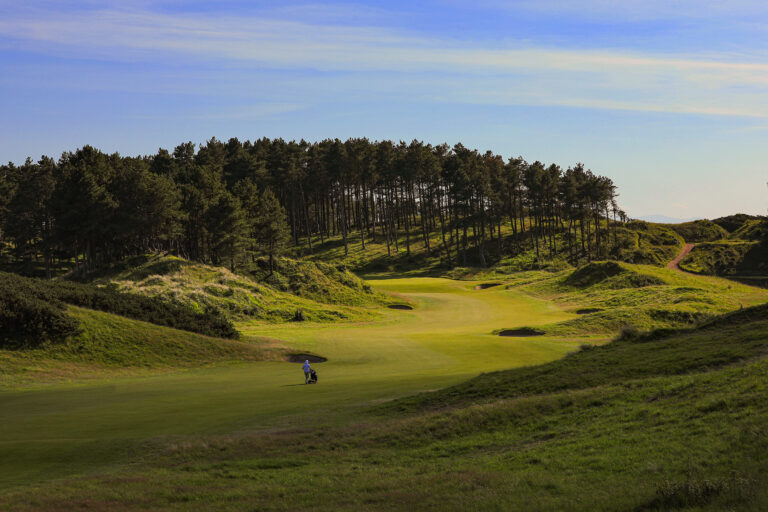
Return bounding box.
[0,138,625,276]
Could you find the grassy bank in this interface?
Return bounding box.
[0,306,281,389]
[2,289,768,510]
[81,254,385,323]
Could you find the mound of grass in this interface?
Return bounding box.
[729,218,768,241]
[86,255,384,324]
[673,218,768,277]
[680,241,756,274]
[0,307,278,388]
[0,271,238,339]
[667,219,729,242]
[612,221,683,265]
[681,241,768,276]
[505,262,768,336]
[713,213,764,234]
[564,261,665,289]
[243,257,380,306]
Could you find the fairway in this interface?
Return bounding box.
[0,277,583,491]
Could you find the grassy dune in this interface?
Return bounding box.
[84,254,384,323]
[488,261,768,336]
[1,263,767,510]
[0,306,281,389]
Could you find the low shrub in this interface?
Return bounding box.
[0,287,81,349]
[640,477,756,510]
[616,325,641,341]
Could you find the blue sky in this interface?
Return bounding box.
[1,1,767,219]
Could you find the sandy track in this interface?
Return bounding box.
[668,243,695,271]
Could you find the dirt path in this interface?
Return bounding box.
[668,243,695,271]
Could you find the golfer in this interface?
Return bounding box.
[303,360,312,384]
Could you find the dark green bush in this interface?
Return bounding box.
[0,272,238,340]
[639,477,755,510]
[0,287,81,349]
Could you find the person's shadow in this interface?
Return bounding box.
[280,383,308,387]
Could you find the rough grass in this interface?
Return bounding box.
[666,219,729,242]
[675,218,768,277]
[681,241,768,277]
[612,221,683,265]
[389,302,768,411]
[728,217,768,241]
[713,213,764,233]
[0,306,281,388]
[1,263,767,510]
[293,218,686,274]
[3,302,768,511]
[242,257,381,306]
[499,261,768,336]
[84,254,384,323]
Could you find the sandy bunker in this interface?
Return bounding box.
[498,327,545,337]
[388,304,413,310]
[474,282,502,290]
[284,353,328,363]
[576,308,604,315]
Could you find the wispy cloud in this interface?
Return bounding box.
[1,5,768,118]
[472,0,768,21]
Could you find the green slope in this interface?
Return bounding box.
[473,261,768,336]
[0,276,584,491]
[0,306,280,389]
[82,254,385,323]
[3,287,768,510]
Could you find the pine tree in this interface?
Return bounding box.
[255,189,291,272]
[204,192,247,271]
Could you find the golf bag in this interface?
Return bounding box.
[309,369,318,384]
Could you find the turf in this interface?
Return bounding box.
[0,276,584,491]
[1,268,767,510]
[0,307,280,389]
[3,290,768,511]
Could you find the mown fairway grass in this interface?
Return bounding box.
[0,277,585,492]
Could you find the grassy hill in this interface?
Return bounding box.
[3,298,768,510]
[78,254,386,323]
[451,261,768,337]
[665,219,729,242]
[1,255,383,387]
[679,217,768,280]
[294,218,686,275]
[2,216,768,510]
[0,306,282,388]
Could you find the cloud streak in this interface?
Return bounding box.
[2,5,768,118]
[473,0,768,22]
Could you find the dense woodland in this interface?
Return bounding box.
[0,138,624,276]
